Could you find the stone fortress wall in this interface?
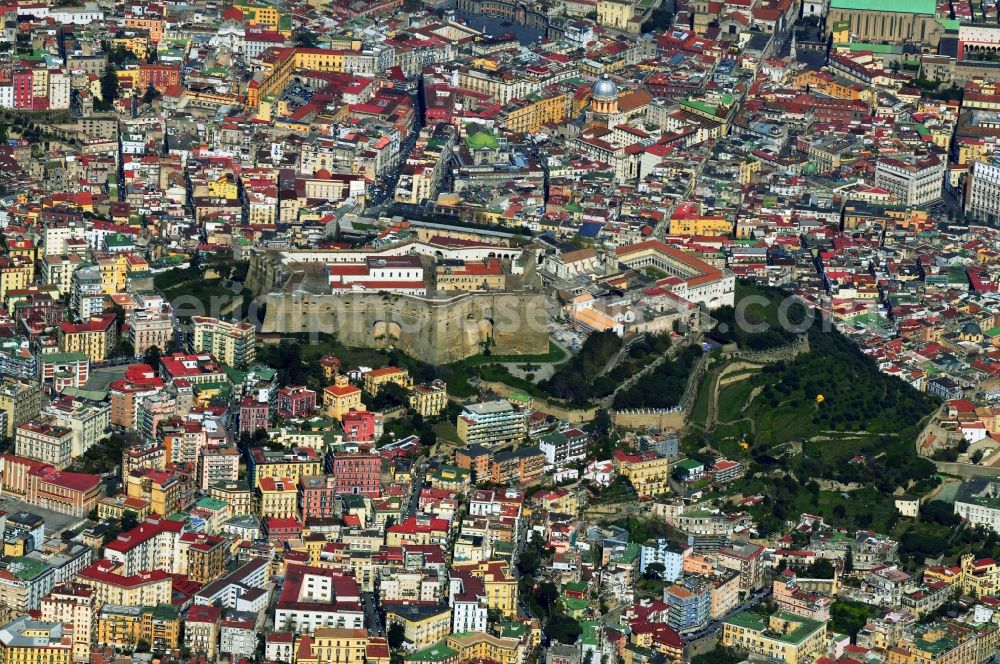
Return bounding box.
[247,249,550,365]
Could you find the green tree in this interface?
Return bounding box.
[372,382,410,411]
[294,30,320,47]
[110,303,127,327]
[691,646,744,664]
[921,500,961,527]
[804,558,836,579]
[114,338,135,358]
[641,8,674,33]
[100,65,120,109]
[121,510,139,531]
[830,601,872,639]
[387,623,406,650]
[142,83,160,105]
[544,616,581,645]
[536,582,559,618]
[143,345,162,372]
[643,562,666,580]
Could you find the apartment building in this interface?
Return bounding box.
[248,446,322,488]
[43,397,110,459]
[185,605,222,659]
[457,400,527,449]
[663,579,712,633]
[0,379,42,437]
[0,616,73,664]
[58,314,117,362]
[363,367,413,395]
[76,563,172,610]
[276,386,317,418]
[409,381,448,417]
[329,453,382,497]
[719,543,766,594]
[100,516,184,577]
[256,477,299,519]
[323,375,366,421]
[178,533,227,584]
[191,317,256,367]
[490,447,545,484]
[538,428,588,467]
[15,418,74,468]
[966,159,1000,224]
[721,611,826,664]
[198,445,240,491]
[96,604,180,652]
[305,628,368,664]
[125,469,182,517]
[612,450,671,498]
[39,584,95,662]
[385,604,451,647]
[874,154,945,207]
[128,307,173,357]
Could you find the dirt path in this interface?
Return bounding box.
[500,339,572,382]
[703,361,765,432]
[705,367,722,430]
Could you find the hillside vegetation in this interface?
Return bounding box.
[691,282,939,495]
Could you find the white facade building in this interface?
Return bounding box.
[966,160,1000,223]
[955,479,1000,532]
[874,154,945,207]
[639,539,690,581]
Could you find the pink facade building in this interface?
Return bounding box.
[276,386,317,419]
[329,453,381,497]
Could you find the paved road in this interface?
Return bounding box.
[362,591,384,637]
[683,585,772,644]
[406,460,427,518]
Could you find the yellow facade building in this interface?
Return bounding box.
[323,376,366,420]
[125,471,181,517]
[446,632,525,664]
[612,450,671,497]
[668,215,733,237]
[40,584,96,663]
[409,382,448,417]
[191,317,257,367]
[233,0,287,32]
[0,257,33,300]
[256,477,299,518]
[96,495,152,523]
[453,561,518,618]
[501,91,572,134]
[363,367,413,396]
[96,604,180,652]
[58,315,116,362]
[296,628,368,664]
[886,621,1000,664]
[249,45,364,107]
[386,606,451,647]
[0,617,72,664]
[78,566,173,610]
[0,380,42,438]
[251,449,322,488]
[97,253,146,295]
[793,70,863,100]
[596,0,637,33]
[722,612,826,664]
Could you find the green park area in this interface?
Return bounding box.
[681,283,1000,565]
